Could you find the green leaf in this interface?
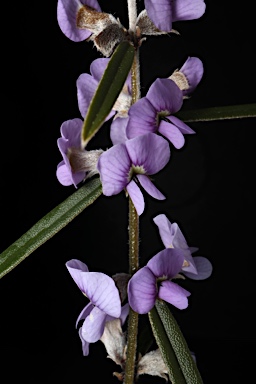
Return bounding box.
[81,41,135,147]
[155,299,204,384]
[175,103,256,122]
[0,177,102,279]
[148,306,186,384]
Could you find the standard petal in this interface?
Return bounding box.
[60,118,83,146]
[172,0,206,22]
[110,117,129,145]
[158,119,185,149]
[126,98,156,139]
[125,133,170,175]
[128,266,157,314]
[147,248,184,279]
[137,175,165,200]
[66,259,89,291]
[97,144,131,196]
[76,302,94,328]
[144,0,173,32]
[126,180,145,216]
[167,115,195,134]
[158,280,190,310]
[146,78,183,114]
[80,272,121,317]
[76,73,99,118]
[183,256,213,280]
[82,306,107,342]
[153,213,176,248]
[180,57,204,95]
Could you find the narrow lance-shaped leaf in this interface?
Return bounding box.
[0,177,102,279]
[148,306,186,384]
[175,103,256,122]
[81,41,135,147]
[155,299,204,384]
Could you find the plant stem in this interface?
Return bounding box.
[127,0,138,31]
[124,2,140,380]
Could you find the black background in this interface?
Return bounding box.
[1,1,255,383]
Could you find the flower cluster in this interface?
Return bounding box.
[57,0,211,381]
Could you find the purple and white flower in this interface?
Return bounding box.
[56,118,103,188]
[97,133,170,215]
[153,213,213,280]
[126,78,195,149]
[144,0,206,32]
[66,259,128,356]
[128,248,191,314]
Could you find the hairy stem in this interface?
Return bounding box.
[124,4,140,378]
[127,0,138,31]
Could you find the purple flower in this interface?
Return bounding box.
[153,213,213,280]
[66,259,126,356]
[97,133,170,215]
[56,118,103,187]
[128,248,191,314]
[126,78,195,149]
[144,0,206,32]
[57,0,102,42]
[56,118,86,187]
[169,56,204,97]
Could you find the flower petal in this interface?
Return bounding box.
[76,73,99,118]
[110,117,129,145]
[137,174,165,200]
[167,115,195,134]
[97,143,131,196]
[57,0,101,42]
[82,306,107,342]
[144,0,173,32]
[158,119,185,149]
[56,160,85,187]
[76,302,94,328]
[153,214,177,248]
[90,58,110,82]
[78,327,90,356]
[60,118,83,145]
[179,57,204,96]
[126,98,156,139]
[147,248,184,279]
[183,256,213,280]
[146,78,183,114]
[66,259,121,317]
[172,0,206,22]
[128,266,157,314]
[126,180,145,216]
[158,280,190,309]
[125,133,170,175]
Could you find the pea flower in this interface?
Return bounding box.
[153,213,213,280]
[57,0,127,56]
[128,248,191,314]
[97,133,170,216]
[144,0,206,32]
[66,259,127,356]
[56,118,103,187]
[126,78,195,149]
